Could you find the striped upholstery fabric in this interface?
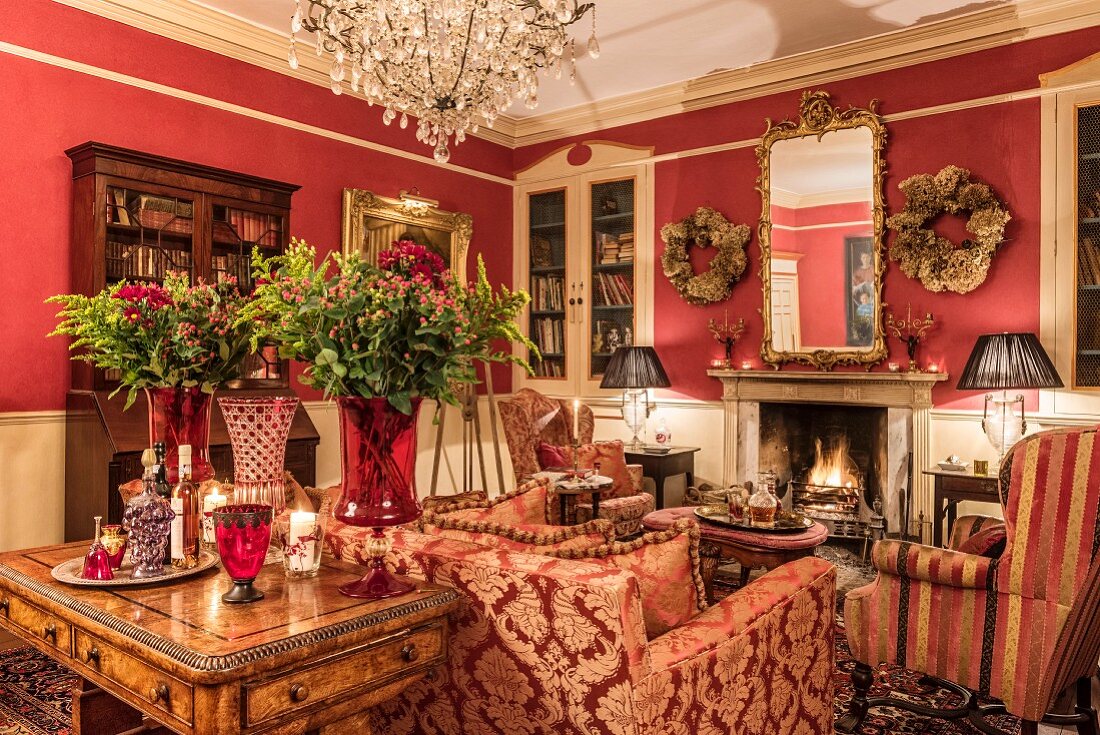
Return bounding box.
[947,514,1006,551]
[845,426,1100,722]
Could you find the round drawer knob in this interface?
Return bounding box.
[85,647,100,666]
[0,598,9,615]
[290,684,309,702]
[148,684,170,705]
[401,643,419,663]
[43,624,57,642]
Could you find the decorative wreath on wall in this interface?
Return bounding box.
[660,207,751,305]
[886,165,1011,294]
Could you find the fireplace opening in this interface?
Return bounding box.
[759,402,888,539]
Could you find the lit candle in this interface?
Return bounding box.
[202,488,227,544]
[573,399,580,440]
[927,363,941,373]
[288,511,317,573]
[741,360,753,370]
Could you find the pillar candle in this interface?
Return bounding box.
[288,511,317,572]
[202,489,227,543]
[573,399,580,440]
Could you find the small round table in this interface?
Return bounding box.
[555,476,613,525]
[642,506,829,599]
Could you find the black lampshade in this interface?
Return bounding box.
[956,333,1063,391]
[599,346,672,389]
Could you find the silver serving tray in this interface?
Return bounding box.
[51,550,219,587]
[693,504,814,533]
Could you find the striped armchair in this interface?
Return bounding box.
[840,426,1100,734]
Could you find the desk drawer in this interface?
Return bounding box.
[244,622,443,727]
[74,629,193,727]
[0,593,71,655]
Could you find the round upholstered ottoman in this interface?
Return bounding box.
[643,506,828,600]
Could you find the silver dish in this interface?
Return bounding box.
[51,550,219,587]
[693,504,814,533]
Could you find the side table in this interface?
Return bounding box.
[0,542,459,735]
[555,476,612,524]
[922,467,1000,548]
[623,446,700,510]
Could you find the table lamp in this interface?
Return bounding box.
[956,332,1063,463]
[599,346,671,449]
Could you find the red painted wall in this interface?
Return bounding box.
[0,0,515,412]
[515,27,1100,409]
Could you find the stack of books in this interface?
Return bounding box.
[618,232,635,261]
[595,272,634,306]
[596,231,635,264]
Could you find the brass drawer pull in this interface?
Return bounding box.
[0,598,8,615]
[148,683,170,706]
[290,683,309,703]
[84,647,100,666]
[401,643,419,663]
[43,623,57,642]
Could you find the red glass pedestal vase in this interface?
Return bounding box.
[214,504,273,604]
[217,396,299,515]
[146,387,214,483]
[334,396,423,599]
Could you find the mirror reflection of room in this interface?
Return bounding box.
[768,126,875,352]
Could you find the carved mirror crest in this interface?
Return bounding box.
[756,91,888,371]
[341,189,472,281]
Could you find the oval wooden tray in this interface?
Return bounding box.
[694,504,815,533]
[51,550,219,587]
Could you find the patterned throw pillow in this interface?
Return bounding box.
[432,477,553,526]
[550,440,635,499]
[536,442,570,469]
[547,518,707,638]
[419,512,616,552]
[957,524,1008,558]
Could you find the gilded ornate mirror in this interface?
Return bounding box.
[757,91,888,370]
[341,189,472,280]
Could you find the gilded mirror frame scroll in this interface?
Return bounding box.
[757,90,888,371]
[341,189,472,281]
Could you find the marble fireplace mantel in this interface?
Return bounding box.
[707,369,948,539]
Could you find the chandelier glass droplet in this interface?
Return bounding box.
[291,0,597,162]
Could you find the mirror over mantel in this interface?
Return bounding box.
[757,91,888,371]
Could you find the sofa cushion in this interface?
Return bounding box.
[536,441,570,470]
[957,524,1008,558]
[418,512,615,552]
[546,518,707,638]
[430,477,552,526]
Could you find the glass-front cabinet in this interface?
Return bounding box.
[1074,99,1100,388]
[515,149,650,397]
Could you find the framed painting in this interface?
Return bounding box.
[341,189,472,280]
[845,235,876,347]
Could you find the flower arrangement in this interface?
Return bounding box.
[887,165,1011,294]
[243,238,535,414]
[661,206,751,305]
[48,273,256,407]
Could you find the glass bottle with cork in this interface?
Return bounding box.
[153,442,173,563]
[171,444,201,569]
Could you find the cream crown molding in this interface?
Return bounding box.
[53,0,1100,152]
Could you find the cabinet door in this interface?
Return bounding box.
[523,187,574,389]
[585,176,638,384]
[1073,98,1100,389]
[103,182,198,286]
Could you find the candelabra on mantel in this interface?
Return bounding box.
[708,311,746,368]
[884,304,935,372]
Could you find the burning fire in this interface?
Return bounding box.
[806,435,859,491]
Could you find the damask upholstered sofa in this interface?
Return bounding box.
[321,521,837,734]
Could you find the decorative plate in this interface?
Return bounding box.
[51,550,219,587]
[693,504,815,533]
[937,461,969,472]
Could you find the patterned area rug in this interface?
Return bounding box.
[0,545,1021,735]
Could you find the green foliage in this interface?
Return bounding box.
[241,238,537,413]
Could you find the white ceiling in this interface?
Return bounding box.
[194,0,1013,119]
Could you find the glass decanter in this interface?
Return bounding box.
[748,470,779,528]
[122,465,176,579]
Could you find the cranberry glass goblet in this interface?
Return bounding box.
[214,504,273,604]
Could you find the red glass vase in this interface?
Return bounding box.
[334,396,423,599]
[218,396,299,514]
[146,387,214,483]
[214,504,273,604]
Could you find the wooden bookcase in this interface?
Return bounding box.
[63,143,319,539]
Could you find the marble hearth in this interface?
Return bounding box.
[708,370,948,541]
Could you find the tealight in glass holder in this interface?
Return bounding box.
[276,511,325,578]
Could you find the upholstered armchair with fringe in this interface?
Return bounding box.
[498,388,653,535]
[841,426,1100,735]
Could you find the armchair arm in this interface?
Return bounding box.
[637,557,835,733]
[948,515,1005,551]
[871,539,994,589]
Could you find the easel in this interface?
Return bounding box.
[428,364,506,498]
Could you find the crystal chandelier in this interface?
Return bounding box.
[290,0,599,163]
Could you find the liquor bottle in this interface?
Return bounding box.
[170,444,200,569]
[154,442,173,564]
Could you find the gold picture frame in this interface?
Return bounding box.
[756,90,889,371]
[341,189,472,280]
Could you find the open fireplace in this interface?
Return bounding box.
[759,402,889,539]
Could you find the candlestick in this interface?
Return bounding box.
[884,304,935,372]
[708,314,746,363]
[573,399,580,440]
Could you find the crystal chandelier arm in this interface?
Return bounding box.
[445,2,481,103]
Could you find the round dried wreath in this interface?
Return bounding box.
[887,165,1011,294]
[660,207,750,305]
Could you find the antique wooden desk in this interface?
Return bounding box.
[623,447,700,509]
[0,543,459,734]
[922,467,1001,548]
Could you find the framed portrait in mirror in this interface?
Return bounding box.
[341,189,472,280]
[845,236,875,347]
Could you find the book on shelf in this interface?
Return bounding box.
[532,316,564,355]
[109,189,132,226]
[595,271,634,306]
[531,274,565,311]
[595,230,636,263]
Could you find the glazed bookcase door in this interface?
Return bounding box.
[1073,98,1100,389]
[585,176,637,383]
[104,182,198,286]
[526,188,571,385]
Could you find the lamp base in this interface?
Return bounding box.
[339,567,416,599]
